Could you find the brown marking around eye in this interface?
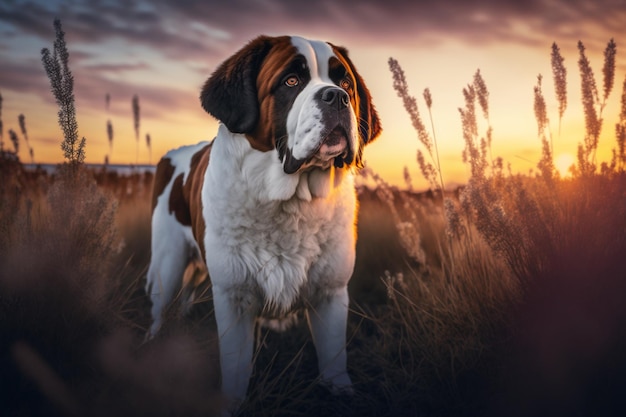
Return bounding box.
[328,55,358,110]
[246,37,299,152]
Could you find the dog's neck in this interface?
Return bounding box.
[213,125,350,202]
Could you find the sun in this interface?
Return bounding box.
[554,153,575,177]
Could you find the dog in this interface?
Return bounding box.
[146,35,381,411]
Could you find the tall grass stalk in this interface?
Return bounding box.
[615,75,626,171]
[602,39,617,110]
[132,94,140,164]
[18,113,34,163]
[107,119,114,158]
[458,71,493,181]
[577,40,601,168]
[388,58,443,194]
[533,75,555,182]
[41,18,85,168]
[576,39,617,173]
[146,133,152,164]
[0,91,4,150]
[8,128,19,154]
[105,93,114,161]
[423,88,446,194]
[551,42,567,140]
[388,58,466,279]
[473,70,494,168]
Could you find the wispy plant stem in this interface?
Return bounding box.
[40,18,86,167]
[551,42,567,142]
[576,39,618,173]
[388,57,443,193]
[0,91,3,150]
[18,114,34,163]
[146,133,152,165]
[132,94,140,165]
[424,88,446,195]
[615,75,626,171]
[533,75,555,182]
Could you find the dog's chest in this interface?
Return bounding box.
[229,197,332,265]
[204,183,354,315]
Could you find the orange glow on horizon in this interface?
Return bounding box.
[2,22,624,190]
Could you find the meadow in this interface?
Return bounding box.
[2,20,626,417]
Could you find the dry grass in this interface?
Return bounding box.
[3,150,626,417]
[0,163,520,417]
[383,37,626,417]
[0,165,222,416]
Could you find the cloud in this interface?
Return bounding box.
[3,1,625,56]
[0,47,199,123]
[2,1,624,77]
[155,0,626,48]
[71,67,201,121]
[0,58,51,96]
[1,0,624,127]
[81,61,151,74]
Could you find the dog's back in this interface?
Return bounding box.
[146,141,211,336]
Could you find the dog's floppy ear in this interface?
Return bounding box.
[332,45,382,146]
[332,44,381,168]
[200,36,273,133]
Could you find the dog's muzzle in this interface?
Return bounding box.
[283,87,354,174]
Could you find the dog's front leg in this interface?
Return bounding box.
[212,285,255,412]
[307,285,353,394]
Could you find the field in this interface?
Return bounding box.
[2,22,626,417]
[2,158,625,417]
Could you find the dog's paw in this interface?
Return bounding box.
[319,373,354,396]
[330,383,355,397]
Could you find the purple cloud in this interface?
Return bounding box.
[1,0,624,126]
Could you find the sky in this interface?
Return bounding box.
[1,0,626,188]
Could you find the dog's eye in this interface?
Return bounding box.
[285,76,299,87]
[340,78,351,90]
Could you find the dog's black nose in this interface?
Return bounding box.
[321,87,349,110]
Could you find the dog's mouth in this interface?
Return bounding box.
[283,126,351,174]
[319,127,349,160]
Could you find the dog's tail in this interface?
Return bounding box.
[180,252,208,315]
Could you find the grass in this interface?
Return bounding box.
[2,18,626,417]
[9,167,625,417]
[3,145,626,417]
[0,163,522,417]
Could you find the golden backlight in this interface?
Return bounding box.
[555,153,576,178]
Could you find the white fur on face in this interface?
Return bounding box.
[285,36,358,167]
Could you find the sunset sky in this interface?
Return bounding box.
[1,0,626,188]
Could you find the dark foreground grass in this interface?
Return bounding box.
[2,163,626,417]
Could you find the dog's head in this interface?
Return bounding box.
[200,35,381,174]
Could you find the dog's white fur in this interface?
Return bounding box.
[146,36,379,412]
[203,126,356,402]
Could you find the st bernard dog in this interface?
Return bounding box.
[146,35,381,410]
